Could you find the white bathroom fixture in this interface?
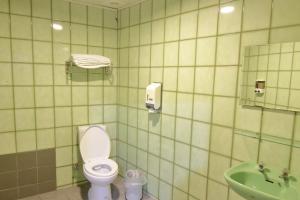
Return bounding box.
[78,124,118,200]
[254,80,265,94]
[67,54,112,75]
[145,82,162,113]
[70,54,111,69]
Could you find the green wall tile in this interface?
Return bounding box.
[173,165,189,192]
[11,15,32,39]
[0,13,10,37]
[173,188,188,200]
[175,118,192,143]
[89,105,103,123]
[88,6,103,26]
[32,18,52,41]
[71,3,87,24]
[130,5,140,25]
[10,0,31,15]
[140,0,152,23]
[16,130,36,152]
[0,110,15,132]
[189,172,207,199]
[0,87,14,109]
[72,106,88,125]
[148,154,159,176]
[0,0,9,12]
[71,24,88,45]
[175,142,190,168]
[159,181,172,200]
[165,16,180,42]
[218,1,243,34]
[34,64,53,85]
[152,0,165,20]
[33,41,53,63]
[0,38,11,62]
[35,86,54,107]
[56,166,73,186]
[166,0,180,16]
[140,23,151,44]
[36,108,54,129]
[0,132,16,155]
[147,174,159,197]
[148,133,160,155]
[0,63,12,85]
[37,129,55,149]
[207,180,228,200]
[180,11,198,40]
[56,146,73,167]
[176,93,193,118]
[32,0,51,18]
[52,0,70,21]
[161,137,174,161]
[211,125,233,156]
[55,127,72,147]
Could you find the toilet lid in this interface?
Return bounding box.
[80,126,110,162]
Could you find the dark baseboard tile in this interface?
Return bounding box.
[0,148,57,199]
[18,184,38,199]
[18,168,38,186]
[0,154,17,173]
[38,166,56,183]
[17,151,37,170]
[37,149,55,167]
[38,181,56,194]
[0,188,18,200]
[0,171,17,190]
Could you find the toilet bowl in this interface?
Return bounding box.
[78,125,118,200]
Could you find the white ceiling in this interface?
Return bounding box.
[66,0,145,9]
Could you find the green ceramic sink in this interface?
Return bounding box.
[224,162,300,200]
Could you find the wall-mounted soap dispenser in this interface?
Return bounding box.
[255,80,265,94]
[145,83,162,113]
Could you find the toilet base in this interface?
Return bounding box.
[88,184,112,200]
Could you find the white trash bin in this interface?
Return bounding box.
[124,170,147,200]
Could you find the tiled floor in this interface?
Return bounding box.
[18,176,155,200]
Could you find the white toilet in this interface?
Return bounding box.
[78,124,118,200]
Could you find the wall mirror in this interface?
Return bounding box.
[241,42,300,112]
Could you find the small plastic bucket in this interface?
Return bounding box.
[124,170,147,200]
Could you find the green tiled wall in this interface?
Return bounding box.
[2,0,300,198]
[0,0,118,188]
[116,0,300,200]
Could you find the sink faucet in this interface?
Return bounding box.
[279,168,289,182]
[258,161,265,173]
[258,161,273,182]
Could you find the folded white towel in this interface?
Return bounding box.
[70,54,111,69]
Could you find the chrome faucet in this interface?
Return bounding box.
[258,161,272,182]
[279,168,289,182]
[258,161,265,173]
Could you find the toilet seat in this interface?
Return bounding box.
[84,158,118,178]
